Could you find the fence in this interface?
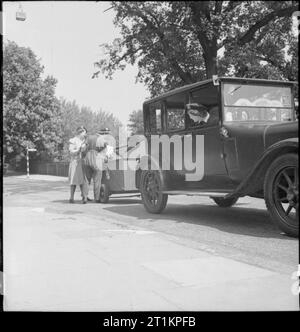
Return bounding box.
[30,161,69,177]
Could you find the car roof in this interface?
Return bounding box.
[143,76,298,106]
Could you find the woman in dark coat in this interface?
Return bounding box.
[68,126,87,203]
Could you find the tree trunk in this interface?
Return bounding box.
[203,49,218,79]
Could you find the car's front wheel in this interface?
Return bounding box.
[140,170,168,213]
[264,153,298,237]
[212,196,239,207]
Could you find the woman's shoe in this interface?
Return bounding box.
[82,198,87,204]
[69,199,75,204]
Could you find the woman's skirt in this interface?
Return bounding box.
[68,158,84,185]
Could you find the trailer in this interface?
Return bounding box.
[98,145,140,203]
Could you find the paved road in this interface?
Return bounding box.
[3,175,299,311]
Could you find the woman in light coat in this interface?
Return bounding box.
[68,126,87,203]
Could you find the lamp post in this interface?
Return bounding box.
[26,146,37,178]
[16,2,26,21]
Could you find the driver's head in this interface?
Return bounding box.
[186,103,209,123]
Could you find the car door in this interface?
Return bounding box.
[184,88,230,189]
[163,92,229,189]
[185,110,230,189]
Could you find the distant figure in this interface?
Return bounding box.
[68,126,87,203]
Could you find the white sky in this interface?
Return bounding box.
[3,1,150,126]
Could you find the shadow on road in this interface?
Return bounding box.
[52,198,141,205]
[103,201,292,240]
[53,199,86,204]
[4,176,295,240]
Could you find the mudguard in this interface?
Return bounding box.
[226,138,298,198]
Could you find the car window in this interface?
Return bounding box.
[165,93,186,131]
[148,103,162,133]
[223,83,294,122]
[167,108,185,131]
[224,84,292,107]
[186,87,220,129]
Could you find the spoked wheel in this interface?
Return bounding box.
[140,170,168,213]
[264,154,298,237]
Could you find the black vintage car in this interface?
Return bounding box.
[135,77,299,237]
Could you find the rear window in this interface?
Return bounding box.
[223,83,294,122]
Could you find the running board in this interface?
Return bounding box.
[162,190,233,198]
[110,194,141,199]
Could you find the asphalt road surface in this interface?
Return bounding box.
[3,174,299,311]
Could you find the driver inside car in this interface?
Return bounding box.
[186,103,210,125]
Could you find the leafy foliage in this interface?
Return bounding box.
[94,1,298,96]
[59,98,123,160]
[3,41,63,162]
[3,41,124,165]
[127,109,144,135]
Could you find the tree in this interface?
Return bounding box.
[94,1,298,96]
[59,98,124,160]
[3,41,63,162]
[127,109,144,135]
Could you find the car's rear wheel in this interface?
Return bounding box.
[140,170,168,213]
[264,153,298,237]
[99,183,110,203]
[212,196,239,207]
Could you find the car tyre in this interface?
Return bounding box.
[264,153,298,238]
[140,170,168,213]
[212,196,239,207]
